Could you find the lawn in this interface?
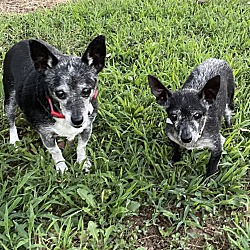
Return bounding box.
[0,0,249,249]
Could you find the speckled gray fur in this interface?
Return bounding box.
[148,58,235,180]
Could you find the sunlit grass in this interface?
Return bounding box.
[0,0,249,249]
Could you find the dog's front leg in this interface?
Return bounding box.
[205,149,222,179]
[204,134,225,179]
[77,127,92,172]
[40,133,68,173]
[170,140,181,163]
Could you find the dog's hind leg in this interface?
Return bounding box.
[77,126,92,172]
[224,103,234,128]
[225,75,235,128]
[4,90,20,144]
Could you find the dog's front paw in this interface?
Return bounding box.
[56,161,68,173]
[10,138,20,145]
[10,133,20,145]
[9,126,20,145]
[78,158,92,173]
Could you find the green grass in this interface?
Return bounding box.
[0,0,249,249]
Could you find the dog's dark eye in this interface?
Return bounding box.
[55,90,66,99]
[82,88,91,97]
[193,113,202,120]
[170,114,177,122]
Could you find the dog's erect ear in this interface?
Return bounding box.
[148,75,172,107]
[199,75,220,104]
[82,35,106,73]
[29,40,58,74]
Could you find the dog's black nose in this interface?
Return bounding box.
[181,128,192,143]
[71,115,83,127]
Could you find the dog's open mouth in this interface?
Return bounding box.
[72,124,83,128]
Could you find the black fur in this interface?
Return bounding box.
[3,35,106,172]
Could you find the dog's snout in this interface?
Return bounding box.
[71,115,83,127]
[181,127,192,143]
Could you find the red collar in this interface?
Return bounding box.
[46,96,65,118]
[46,89,98,119]
[93,88,98,99]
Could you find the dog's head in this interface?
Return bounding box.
[29,35,106,128]
[148,75,220,144]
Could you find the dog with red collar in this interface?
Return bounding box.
[3,35,106,172]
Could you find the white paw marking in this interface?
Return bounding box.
[9,126,20,145]
[56,161,68,173]
[82,158,92,172]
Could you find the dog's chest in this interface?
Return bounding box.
[52,118,88,141]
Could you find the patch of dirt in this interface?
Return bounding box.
[126,205,231,250]
[0,0,71,14]
[127,206,171,249]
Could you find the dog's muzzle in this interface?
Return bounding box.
[71,114,83,127]
[180,127,192,143]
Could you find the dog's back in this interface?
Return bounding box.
[3,40,50,125]
[3,40,31,104]
[3,40,64,112]
[183,58,235,115]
